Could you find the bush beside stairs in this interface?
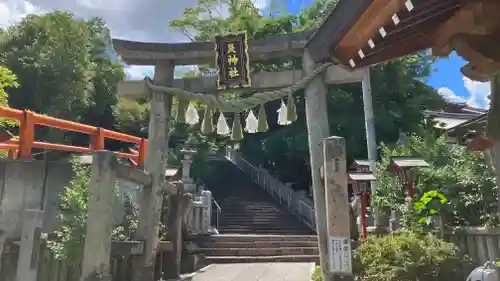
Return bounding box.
[197,160,319,263]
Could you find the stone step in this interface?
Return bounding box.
[217,229,312,234]
[198,234,317,243]
[220,217,304,221]
[198,240,319,248]
[219,209,287,212]
[221,209,288,214]
[218,219,310,225]
[219,215,291,218]
[218,218,294,222]
[218,231,313,235]
[219,223,307,228]
[216,203,288,207]
[195,247,319,256]
[219,221,312,228]
[220,210,297,214]
[203,160,313,236]
[204,255,320,263]
[218,221,306,225]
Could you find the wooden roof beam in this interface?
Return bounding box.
[332,0,411,62]
[355,32,436,68]
[305,0,372,63]
[348,5,457,67]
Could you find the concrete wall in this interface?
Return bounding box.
[0,159,139,241]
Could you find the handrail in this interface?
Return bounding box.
[225,146,316,230]
[211,197,221,231]
[0,106,147,165]
[212,198,221,213]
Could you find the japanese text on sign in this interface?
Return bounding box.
[328,236,352,274]
[214,32,251,89]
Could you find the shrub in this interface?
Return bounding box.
[311,231,474,281]
[311,266,322,281]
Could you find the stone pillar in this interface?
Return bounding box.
[201,190,212,234]
[350,195,362,234]
[323,136,353,281]
[134,60,174,281]
[303,49,331,281]
[389,209,400,232]
[81,151,117,281]
[193,206,201,234]
[181,148,197,192]
[0,231,6,276]
[15,209,44,281]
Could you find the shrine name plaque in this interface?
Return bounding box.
[215,32,251,90]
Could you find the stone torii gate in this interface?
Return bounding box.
[113,31,370,280]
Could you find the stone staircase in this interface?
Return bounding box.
[198,160,318,264]
[194,234,319,263]
[202,160,314,235]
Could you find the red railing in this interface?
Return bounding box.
[0,106,148,166]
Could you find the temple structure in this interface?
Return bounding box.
[306,0,500,81]
[425,104,485,130]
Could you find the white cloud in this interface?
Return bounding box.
[463,76,491,109]
[438,77,491,109]
[0,0,270,80]
[0,1,43,28]
[253,0,271,10]
[125,65,154,80]
[438,87,466,103]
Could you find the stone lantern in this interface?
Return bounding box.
[180,139,197,192]
[348,172,375,239]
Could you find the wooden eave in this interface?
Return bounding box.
[307,0,463,68]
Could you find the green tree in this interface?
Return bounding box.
[112,98,150,137]
[169,0,444,188]
[0,66,18,108]
[0,11,124,145]
[0,65,20,149]
[375,133,498,227]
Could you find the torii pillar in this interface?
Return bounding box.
[303,49,331,280]
[133,60,174,281]
[303,49,377,281]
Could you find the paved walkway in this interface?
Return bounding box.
[184,263,314,281]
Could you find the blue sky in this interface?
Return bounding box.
[121,0,491,110]
[427,53,490,109]
[285,0,491,109]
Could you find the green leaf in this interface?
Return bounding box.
[414,202,425,210]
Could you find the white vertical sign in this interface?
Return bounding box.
[328,236,352,274]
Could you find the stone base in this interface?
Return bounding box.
[181,253,207,274]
